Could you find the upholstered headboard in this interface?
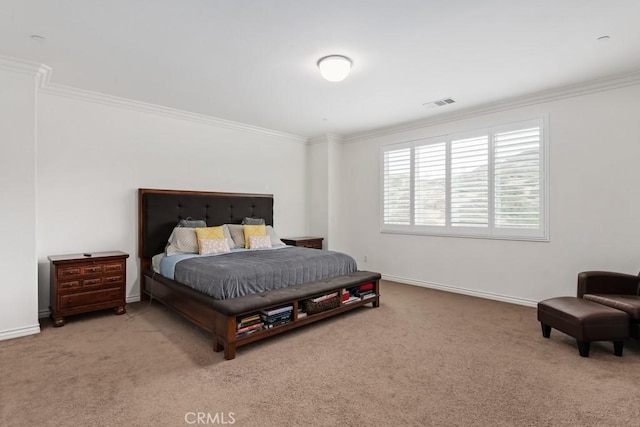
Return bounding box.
[138,189,274,260]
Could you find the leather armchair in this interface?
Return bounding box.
[577,271,640,338]
[577,271,640,298]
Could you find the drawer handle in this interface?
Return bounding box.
[105,276,122,283]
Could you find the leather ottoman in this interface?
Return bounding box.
[537,296,629,357]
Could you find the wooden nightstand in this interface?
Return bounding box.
[281,237,324,249]
[49,251,129,327]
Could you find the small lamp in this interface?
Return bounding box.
[317,55,352,82]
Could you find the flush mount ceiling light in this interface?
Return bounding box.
[317,55,352,82]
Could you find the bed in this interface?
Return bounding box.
[138,188,381,359]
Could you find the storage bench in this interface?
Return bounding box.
[210,271,382,359]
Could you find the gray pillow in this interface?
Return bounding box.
[177,218,207,228]
[226,224,246,248]
[241,217,265,225]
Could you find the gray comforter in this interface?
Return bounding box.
[173,247,357,300]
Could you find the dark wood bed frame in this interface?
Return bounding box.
[138,188,380,359]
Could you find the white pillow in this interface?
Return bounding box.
[222,224,237,249]
[166,228,198,256]
[199,238,231,255]
[266,225,285,246]
[249,235,272,249]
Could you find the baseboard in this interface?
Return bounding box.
[0,324,41,341]
[381,274,537,308]
[126,295,141,303]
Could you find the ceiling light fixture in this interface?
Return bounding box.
[317,55,352,82]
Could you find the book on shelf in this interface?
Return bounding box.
[361,292,376,300]
[236,323,262,334]
[260,305,294,317]
[237,313,260,324]
[263,318,291,328]
[260,311,292,323]
[358,289,374,297]
[235,327,262,338]
[311,292,338,303]
[236,317,262,328]
[343,295,361,304]
[297,310,307,319]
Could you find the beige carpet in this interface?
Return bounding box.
[1,280,639,427]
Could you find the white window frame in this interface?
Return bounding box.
[380,117,549,241]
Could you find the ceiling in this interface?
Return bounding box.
[1,0,640,139]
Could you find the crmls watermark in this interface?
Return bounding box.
[184,412,236,425]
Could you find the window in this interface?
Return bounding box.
[381,118,547,240]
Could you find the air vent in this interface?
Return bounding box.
[422,97,456,109]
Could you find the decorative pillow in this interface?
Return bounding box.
[249,235,272,249]
[166,227,198,256]
[243,224,267,248]
[195,226,225,253]
[226,224,246,248]
[222,224,237,249]
[242,217,266,225]
[177,218,207,228]
[199,238,231,255]
[266,225,285,246]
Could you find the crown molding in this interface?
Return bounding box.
[307,133,345,146]
[345,69,640,143]
[39,83,308,144]
[0,54,51,85]
[0,54,307,143]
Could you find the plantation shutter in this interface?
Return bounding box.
[493,123,541,230]
[450,135,489,227]
[414,142,446,226]
[383,147,411,225]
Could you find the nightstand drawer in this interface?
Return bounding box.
[57,266,82,278]
[60,287,121,309]
[104,274,124,285]
[81,277,103,287]
[104,262,124,273]
[82,264,104,275]
[59,280,81,290]
[299,240,322,249]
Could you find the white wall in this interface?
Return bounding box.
[0,62,40,339]
[339,83,640,305]
[36,90,309,314]
[307,134,346,251]
[307,137,329,247]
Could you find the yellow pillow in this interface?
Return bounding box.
[243,224,266,248]
[195,226,225,253]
